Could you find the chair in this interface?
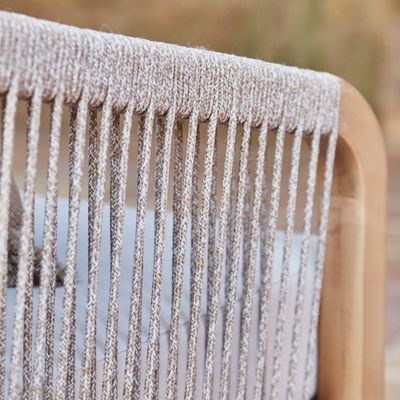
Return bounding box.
[0,11,386,399]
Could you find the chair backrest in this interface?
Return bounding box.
[0,11,385,400]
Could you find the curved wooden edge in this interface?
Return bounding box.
[318,80,387,399]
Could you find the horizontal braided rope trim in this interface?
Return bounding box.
[0,12,340,133]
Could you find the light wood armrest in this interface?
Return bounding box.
[318,80,387,399]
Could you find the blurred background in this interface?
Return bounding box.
[0,0,399,397]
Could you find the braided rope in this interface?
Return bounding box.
[123,108,155,399]
[8,88,42,399]
[0,79,18,398]
[0,10,341,400]
[55,91,89,399]
[144,109,175,400]
[101,103,134,399]
[303,120,339,400]
[267,123,303,400]
[286,83,330,399]
[31,92,63,399]
[165,112,199,400]
[184,110,219,398]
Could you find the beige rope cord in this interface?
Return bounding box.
[0,11,340,400]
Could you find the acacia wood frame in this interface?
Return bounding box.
[318,80,386,399]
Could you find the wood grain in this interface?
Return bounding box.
[318,80,387,399]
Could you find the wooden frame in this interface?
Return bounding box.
[318,80,387,399]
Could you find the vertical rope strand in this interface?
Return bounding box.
[101,102,134,400]
[88,109,98,287]
[237,120,284,400]
[22,213,35,400]
[219,118,268,400]
[239,131,255,356]
[252,121,287,400]
[303,123,338,400]
[31,91,63,399]
[85,108,98,399]
[79,96,113,400]
[265,124,304,400]
[220,162,237,396]
[65,104,81,400]
[287,124,323,399]
[163,119,184,400]
[87,110,98,282]
[0,96,5,165]
[183,114,218,398]
[17,103,33,400]
[205,131,218,394]
[188,123,201,397]
[22,99,40,400]
[0,79,18,398]
[165,111,200,400]
[122,105,155,400]
[207,133,217,324]
[17,99,40,400]
[234,118,268,399]
[202,116,244,400]
[190,127,201,311]
[55,90,89,399]
[100,112,121,400]
[225,134,240,285]
[144,108,175,400]
[8,88,42,399]
[184,111,228,399]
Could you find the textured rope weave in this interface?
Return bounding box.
[8,89,42,399]
[165,113,199,400]
[31,91,63,400]
[0,11,340,400]
[123,110,154,400]
[55,93,88,399]
[0,79,18,399]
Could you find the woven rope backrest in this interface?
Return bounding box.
[0,11,340,400]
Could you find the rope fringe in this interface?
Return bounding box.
[0,11,340,400]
